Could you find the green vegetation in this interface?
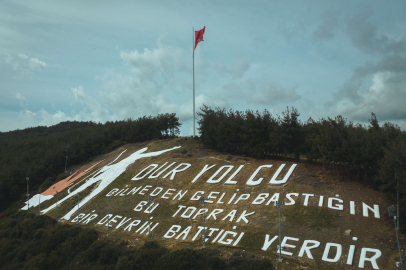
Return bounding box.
[198,106,406,231]
[0,211,274,270]
[0,113,181,212]
[284,204,339,230]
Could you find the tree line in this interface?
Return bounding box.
[0,113,181,212]
[198,106,406,231]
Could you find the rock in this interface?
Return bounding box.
[344,229,351,235]
[172,154,180,158]
[227,155,232,160]
[318,171,322,174]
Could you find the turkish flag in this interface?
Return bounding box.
[194,26,205,50]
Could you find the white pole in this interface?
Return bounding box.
[193,27,195,137]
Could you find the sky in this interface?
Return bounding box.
[1,0,406,135]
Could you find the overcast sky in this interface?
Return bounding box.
[1,0,406,135]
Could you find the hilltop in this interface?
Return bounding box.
[21,137,402,270]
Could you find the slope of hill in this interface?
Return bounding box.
[19,137,403,270]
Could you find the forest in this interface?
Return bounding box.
[0,113,181,212]
[198,106,406,231]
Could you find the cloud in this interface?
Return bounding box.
[15,93,26,101]
[329,54,406,123]
[72,86,111,122]
[312,10,339,41]
[3,52,47,74]
[346,8,406,54]
[250,79,301,105]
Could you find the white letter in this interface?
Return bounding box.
[150,187,163,196]
[132,164,158,180]
[279,237,299,256]
[269,164,297,184]
[302,193,314,206]
[358,248,381,269]
[298,240,320,259]
[163,163,191,180]
[285,193,299,205]
[236,210,255,224]
[190,191,204,200]
[261,235,278,251]
[252,193,269,205]
[362,203,380,218]
[207,165,234,184]
[328,197,343,211]
[164,225,181,238]
[322,243,342,263]
[225,165,244,184]
[191,164,216,183]
[246,165,273,186]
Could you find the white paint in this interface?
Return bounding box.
[222,209,237,222]
[207,165,234,183]
[149,162,176,178]
[150,187,163,196]
[21,194,53,210]
[269,164,297,184]
[234,194,250,204]
[362,203,380,218]
[172,205,186,217]
[181,206,197,218]
[138,185,152,195]
[322,243,342,263]
[206,191,220,203]
[278,237,299,256]
[172,190,188,200]
[265,193,280,205]
[227,193,237,204]
[352,237,357,241]
[127,186,142,195]
[134,201,147,211]
[347,245,355,265]
[212,229,225,243]
[106,215,121,226]
[192,208,208,219]
[144,202,159,213]
[233,232,245,246]
[224,165,244,184]
[261,234,278,251]
[285,193,299,205]
[252,193,269,205]
[218,231,238,245]
[135,221,149,233]
[302,193,314,206]
[208,228,219,237]
[163,163,191,180]
[192,226,205,241]
[148,162,168,178]
[236,210,255,224]
[116,217,131,229]
[124,220,141,231]
[207,209,224,220]
[41,146,180,220]
[97,214,113,225]
[176,226,192,240]
[83,214,98,224]
[191,164,216,183]
[132,164,159,180]
[358,248,381,269]
[106,188,119,196]
[216,193,226,204]
[298,240,320,259]
[161,188,175,199]
[107,149,127,165]
[246,165,273,186]
[190,191,205,200]
[328,197,343,211]
[318,196,324,207]
[350,201,355,215]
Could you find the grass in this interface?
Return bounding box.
[284,203,339,230]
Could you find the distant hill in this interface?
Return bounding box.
[19,137,404,269]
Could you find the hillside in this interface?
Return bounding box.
[20,137,402,270]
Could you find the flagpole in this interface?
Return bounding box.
[193,27,195,137]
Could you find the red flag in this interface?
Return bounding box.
[194,26,205,50]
